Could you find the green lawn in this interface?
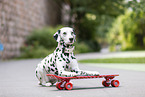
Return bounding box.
[79,57,145,63]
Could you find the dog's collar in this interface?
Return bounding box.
[58,42,74,54]
[63,46,74,53]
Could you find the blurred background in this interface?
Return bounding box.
[0,0,145,60]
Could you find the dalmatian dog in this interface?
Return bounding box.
[35,27,99,86]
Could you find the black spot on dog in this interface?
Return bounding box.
[43,65,45,69]
[50,57,52,62]
[61,54,63,58]
[64,53,69,56]
[66,65,68,69]
[71,56,76,59]
[48,67,50,72]
[61,54,66,61]
[50,64,55,67]
[58,30,60,34]
[63,58,66,61]
[54,34,58,40]
[56,48,59,52]
[71,70,75,72]
[66,59,70,64]
[51,68,54,71]
[55,71,58,75]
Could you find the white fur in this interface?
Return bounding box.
[35,27,99,86]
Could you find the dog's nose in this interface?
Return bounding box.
[69,38,74,42]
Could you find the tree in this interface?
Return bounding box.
[56,0,125,51]
[108,0,145,51]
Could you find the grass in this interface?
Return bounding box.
[79,57,145,63]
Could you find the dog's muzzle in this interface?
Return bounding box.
[69,38,74,43]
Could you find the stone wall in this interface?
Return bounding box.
[0,0,61,59]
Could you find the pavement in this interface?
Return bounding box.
[0,51,145,97]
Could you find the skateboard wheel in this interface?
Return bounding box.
[102,80,110,87]
[111,80,120,87]
[65,83,73,90]
[56,82,64,90]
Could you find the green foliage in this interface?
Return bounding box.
[108,8,145,51]
[20,26,63,58]
[25,26,63,49]
[63,0,125,51]
[77,16,97,41]
[20,43,53,59]
[53,0,125,51]
[74,42,91,53]
[20,25,98,59]
[108,0,145,51]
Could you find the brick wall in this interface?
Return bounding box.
[0,0,61,59]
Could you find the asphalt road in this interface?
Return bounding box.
[0,59,145,97]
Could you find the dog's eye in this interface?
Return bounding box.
[63,32,67,35]
[71,32,74,35]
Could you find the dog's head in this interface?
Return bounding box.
[54,27,76,45]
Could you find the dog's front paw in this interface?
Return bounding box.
[80,70,100,76]
[90,71,100,76]
[60,71,77,77]
[67,72,77,77]
[71,72,78,77]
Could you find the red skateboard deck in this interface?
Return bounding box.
[46,74,120,90]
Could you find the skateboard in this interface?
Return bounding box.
[46,74,120,90]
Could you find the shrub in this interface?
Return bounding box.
[108,10,145,51]
[74,42,91,53]
[19,25,100,59]
[85,40,101,52]
[20,26,63,58]
[25,26,63,49]
[20,44,52,59]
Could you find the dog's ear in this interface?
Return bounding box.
[54,30,61,42]
[72,29,76,35]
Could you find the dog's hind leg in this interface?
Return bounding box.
[48,77,57,85]
[35,67,43,85]
[35,65,51,86]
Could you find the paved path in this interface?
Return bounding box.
[76,51,145,60]
[0,58,145,97]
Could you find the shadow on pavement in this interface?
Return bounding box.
[52,86,115,91]
[72,86,112,90]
